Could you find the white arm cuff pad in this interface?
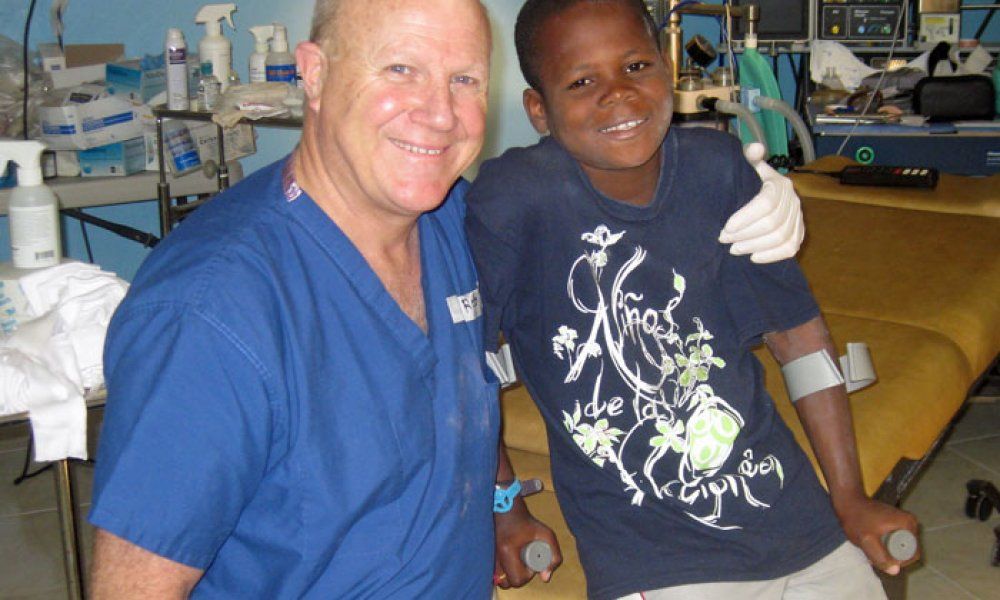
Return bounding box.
[782,349,844,403]
[486,343,517,388]
[781,344,877,403]
[839,342,877,393]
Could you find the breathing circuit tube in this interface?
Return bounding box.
[753,96,816,164]
[699,96,768,157]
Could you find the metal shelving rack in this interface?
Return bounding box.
[151,106,302,236]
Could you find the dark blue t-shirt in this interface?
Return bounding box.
[91,157,498,598]
[467,128,845,599]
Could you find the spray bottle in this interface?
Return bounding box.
[248,25,274,84]
[165,28,190,110]
[0,141,61,269]
[266,23,296,84]
[195,3,237,92]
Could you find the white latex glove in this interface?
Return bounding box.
[718,143,805,263]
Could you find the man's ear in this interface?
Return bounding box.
[522,88,549,135]
[296,41,328,111]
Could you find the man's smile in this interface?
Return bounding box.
[391,138,446,156]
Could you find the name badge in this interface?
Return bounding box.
[446,288,482,324]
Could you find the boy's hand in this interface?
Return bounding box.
[494,499,563,589]
[833,493,921,575]
[719,143,805,264]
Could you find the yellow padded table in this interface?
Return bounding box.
[792,156,1000,218]
[755,313,971,496]
[796,197,1000,375]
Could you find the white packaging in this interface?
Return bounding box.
[166,29,190,110]
[46,63,106,90]
[38,86,143,150]
[38,43,67,72]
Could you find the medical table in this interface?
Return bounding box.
[0,389,106,600]
[497,157,1000,599]
[0,159,245,600]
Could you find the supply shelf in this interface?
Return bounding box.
[152,105,302,236]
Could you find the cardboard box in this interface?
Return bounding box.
[64,44,125,68]
[77,137,146,177]
[40,85,144,150]
[46,43,125,90]
[41,150,81,178]
[106,60,166,104]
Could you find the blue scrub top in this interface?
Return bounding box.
[90,157,499,598]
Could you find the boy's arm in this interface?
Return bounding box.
[493,441,563,589]
[764,315,920,575]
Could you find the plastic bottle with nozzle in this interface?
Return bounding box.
[195,3,237,92]
[266,23,296,84]
[248,24,274,84]
[0,141,61,269]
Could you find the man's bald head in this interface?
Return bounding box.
[309,0,489,55]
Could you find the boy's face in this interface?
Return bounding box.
[524,1,673,197]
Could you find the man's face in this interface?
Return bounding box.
[307,0,490,218]
[525,2,673,187]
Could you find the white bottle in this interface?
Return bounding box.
[166,28,190,110]
[248,25,274,84]
[265,23,296,84]
[195,3,237,92]
[0,141,61,269]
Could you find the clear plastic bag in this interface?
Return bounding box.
[0,34,26,137]
[0,34,52,139]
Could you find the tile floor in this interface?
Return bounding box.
[1,402,998,599]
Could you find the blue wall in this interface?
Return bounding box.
[1,1,997,280]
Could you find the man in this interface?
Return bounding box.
[88,0,805,597]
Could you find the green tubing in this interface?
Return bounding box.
[737,45,788,160]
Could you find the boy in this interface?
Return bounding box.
[467,1,918,598]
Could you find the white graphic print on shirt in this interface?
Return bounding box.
[554,225,784,530]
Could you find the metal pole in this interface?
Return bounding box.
[216,123,230,191]
[156,114,172,237]
[54,460,84,600]
[664,0,683,83]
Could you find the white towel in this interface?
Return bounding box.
[0,347,86,461]
[0,261,128,461]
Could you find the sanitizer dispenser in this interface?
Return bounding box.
[0,140,61,269]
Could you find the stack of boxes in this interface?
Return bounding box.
[33,44,254,180]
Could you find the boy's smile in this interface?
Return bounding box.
[523,1,673,205]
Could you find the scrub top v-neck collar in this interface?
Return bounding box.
[280,159,437,376]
